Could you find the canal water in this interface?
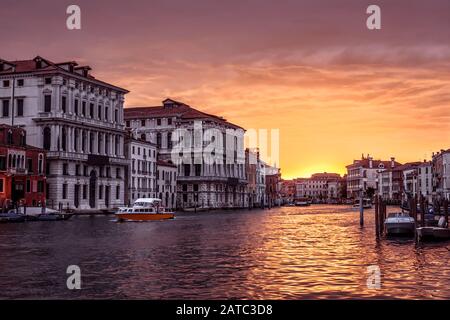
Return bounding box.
[0,205,449,299]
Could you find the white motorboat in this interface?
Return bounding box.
[384,212,415,236]
[352,199,372,210]
[116,198,175,222]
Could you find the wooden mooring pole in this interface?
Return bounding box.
[374,195,379,237]
[359,196,364,227]
[444,199,449,227]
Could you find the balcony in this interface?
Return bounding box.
[47,151,88,161]
[7,168,27,175]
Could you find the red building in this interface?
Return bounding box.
[0,125,46,209]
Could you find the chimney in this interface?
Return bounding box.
[369,157,373,168]
[35,58,42,69]
[391,157,395,168]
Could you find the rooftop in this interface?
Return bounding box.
[124,99,244,130]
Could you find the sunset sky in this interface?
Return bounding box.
[1,0,449,178]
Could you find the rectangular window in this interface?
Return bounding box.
[99,185,103,199]
[2,100,9,117]
[62,184,68,199]
[105,107,109,121]
[82,101,86,116]
[82,185,87,199]
[141,120,145,126]
[126,120,130,127]
[195,164,201,176]
[116,185,120,200]
[17,79,24,87]
[0,179,4,193]
[75,164,80,176]
[74,99,79,114]
[37,181,44,193]
[63,163,69,175]
[27,158,33,173]
[44,95,51,112]
[26,180,31,193]
[61,96,67,113]
[98,105,102,120]
[3,80,10,87]
[45,77,52,85]
[17,99,24,116]
[0,156,6,170]
[168,118,172,125]
[114,109,118,122]
[90,103,94,118]
[116,168,121,179]
[157,119,161,126]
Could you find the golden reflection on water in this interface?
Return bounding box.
[0,205,449,299]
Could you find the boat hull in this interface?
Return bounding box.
[417,226,450,242]
[116,213,175,221]
[385,223,415,236]
[0,215,25,223]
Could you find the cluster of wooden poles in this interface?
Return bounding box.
[373,196,386,237]
[373,195,449,238]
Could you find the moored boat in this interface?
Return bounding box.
[115,198,175,222]
[352,198,372,210]
[15,207,73,222]
[384,212,415,236]
[417,217,450,242]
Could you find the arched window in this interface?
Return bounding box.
[74,128,79,152]
[7,130,13,145]
[156,133,162,148]
[61,127,67,151]
[167,132,172,149]
[38,154,44,174]
[20,132,26,146]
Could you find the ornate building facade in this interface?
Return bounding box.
[0,125,46,209]
[125,99,247,210]
[124,132,157,205]
[0,56,128,211]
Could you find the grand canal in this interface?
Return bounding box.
[0,205,449,299]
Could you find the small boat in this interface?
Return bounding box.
[295,201,310,207]
[352,199,372,210]
[0,212,26,223]
[116,198,175,222]
[417,217,450,242]
[295,198,311,207]
[384,212,416,236]
[15,207,73,222]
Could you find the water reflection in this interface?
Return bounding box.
[0,206,449,299]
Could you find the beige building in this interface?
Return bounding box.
[125,99,247,210]
[156,160,177,210]
[124,132,157,205]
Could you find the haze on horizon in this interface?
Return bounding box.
[1,0,449,179]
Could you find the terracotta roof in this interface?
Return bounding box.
[346,158,402,169]
[0,56,129,93]
[124,100,244,130]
